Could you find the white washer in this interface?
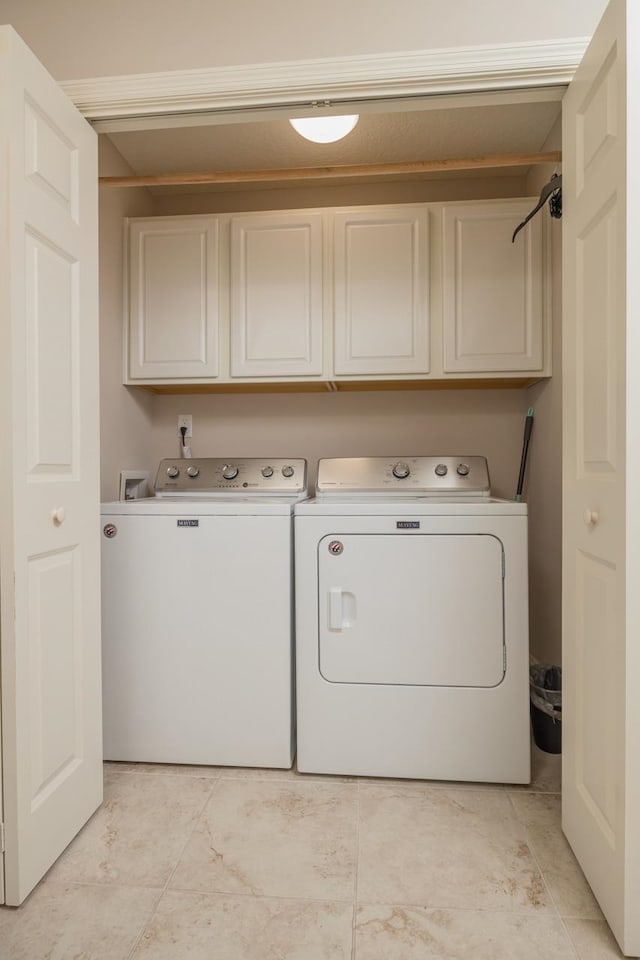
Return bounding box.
[101,457,307,768]
[295,456,530,783]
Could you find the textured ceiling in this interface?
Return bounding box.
[105,98,562,192]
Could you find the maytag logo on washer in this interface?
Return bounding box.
[103,523,117,539]
[328,540,344,555]
[177,519,199,527]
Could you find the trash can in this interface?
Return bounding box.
[529,664,562,754]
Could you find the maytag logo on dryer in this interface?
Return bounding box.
[177,519,199,527]
[397,521,420,529]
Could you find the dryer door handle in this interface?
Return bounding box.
[328,587,356,631]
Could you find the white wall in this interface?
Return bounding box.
[150,389,529,498]
[151,175,530,217]
[98,137,156,501]
[0,0,608,81]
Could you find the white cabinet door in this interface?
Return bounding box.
[128,216,219,379]
[230,212,323,377]
[333,207,429,376]
[441,200,546,373]
[0,26,102,905]
[562,0,640,954]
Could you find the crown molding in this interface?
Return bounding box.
[60,38,587,125]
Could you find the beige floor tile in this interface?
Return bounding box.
[357,783,554,913]
[170,778,358,901]
[0,880,159,960]
[508,743,562,794]
[355,903,577,959]
[509,793,601,919]
[354,774,508,792]
[104,761,222,778]
[132,889,353,960]
[50,772,214,888]
[564,918,630,959]
[218,764,354,783]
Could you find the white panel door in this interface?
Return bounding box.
[128,216,220,380]
[318,534,504,686]
[562,0,640,954]
[0,26,102,905]
[333,207,430,376]
[230,212,323,377]
[442,200,545,373]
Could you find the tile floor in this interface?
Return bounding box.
[0,746,630,959]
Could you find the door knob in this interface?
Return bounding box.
[51,507,66,525]
[583,509,599,526]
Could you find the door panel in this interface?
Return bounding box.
[24,96,79,217]
[230,212,323,377]
[577,201,617,475]
[128,217,220,379]
[441,201,544,373]
[333,207,430,376]
[563,0,640,953]
[28,548,83,809]
[25,230,77,473]
[0,26,102,905]
[318,534,504,687]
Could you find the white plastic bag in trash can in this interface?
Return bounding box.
[529,664,562,718]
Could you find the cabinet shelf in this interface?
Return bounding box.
[131,376,544,395]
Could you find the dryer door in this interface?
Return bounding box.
[318,533,504,687]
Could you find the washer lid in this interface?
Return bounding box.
[100,496,305,516]
[295,497,527,516]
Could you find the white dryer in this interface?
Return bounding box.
[101,458,307,768]
[294,456,530,783]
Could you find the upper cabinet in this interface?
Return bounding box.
[333,207,429,376]
[230,211,323,377]
[440,200,546,374]
[128,216,220,380]
[124,198,550,390]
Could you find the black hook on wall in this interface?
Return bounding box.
[512,173,562,243]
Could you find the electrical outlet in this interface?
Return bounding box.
[177,414,192,438]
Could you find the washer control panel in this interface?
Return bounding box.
[155,458,307,495]
[316,456,490,496]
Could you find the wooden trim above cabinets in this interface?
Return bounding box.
[100,152,561,189]
[132,377,545,395]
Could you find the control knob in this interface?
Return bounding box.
[392,462,411,479]
[456,463,470,477]
[434,463,448,477]
[166,465,180,478]
[261,466,274,478]
[281,465,295,478]
[186,466,200,478]
[222,464,239,480]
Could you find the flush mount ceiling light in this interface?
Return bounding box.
[289,114,359,144]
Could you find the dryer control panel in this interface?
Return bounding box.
[154,458,307,496]
[316,456,490,496]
